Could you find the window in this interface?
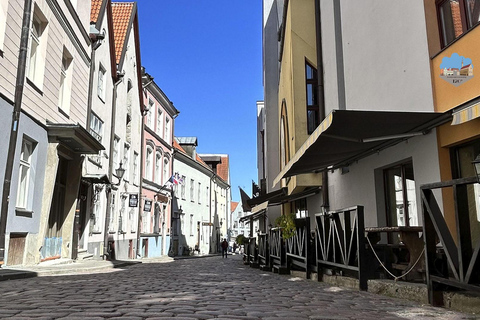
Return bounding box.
[384,162,418,229]
[165,118,170,141]
[109,193,116,232]
[437,0,480,47]
[16,138,35,209]
[97,64,106,101]
[28,5,47,87]
[133,152,139,185]
[157,109,163,137]
[280,100,290,169]
[89,113,103,143]
[190,214,194,236]
[190,179,194,202]
[123,144,130,182]
[155,151,162,184]
[0,0,8,51]
[181,175,186,200]
[92,187,102,232]
[305,62,319,134]
[146,146,153,181]
[206,186,209,206]
[58,48,73,114]
[163,157,169,184]
[146,99,154,128]
[89,113,103,164]
[113,136,120,173]
[198,182,201,204]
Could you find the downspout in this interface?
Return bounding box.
[103,72,124,259]
[135,94,145,259]
[315,0,329,210]
[0,0,33,263]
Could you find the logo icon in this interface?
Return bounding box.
[440,53,474,87]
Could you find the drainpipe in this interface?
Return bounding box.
[0,0,33,264]
[103,72,124,259]
[315,0,329,210]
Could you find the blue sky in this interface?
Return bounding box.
[440,53,473,69]
[132,1,263,202]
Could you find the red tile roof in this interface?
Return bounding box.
[217,156,229,182]
[90,0,103,23]
[231,201,239,213]
[173,140,211,170]
[111,2,134,64]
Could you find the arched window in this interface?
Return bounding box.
[155,151,162,184]
[280,99,290,169]
[146,146,153,181]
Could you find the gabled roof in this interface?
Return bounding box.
[90,0,103,23]
[217,155,229,182]
[231,201,239,213]
[111,2,134,65]
[461,64,472,69]
[173,140,211,171]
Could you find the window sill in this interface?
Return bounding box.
[15,208,33,218]
[87,156,102,167]
[91,231,102,235]
[26,78,43,95]
[58,106,70,119]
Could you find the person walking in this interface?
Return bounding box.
[221,239,228,258]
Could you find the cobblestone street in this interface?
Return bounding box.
[0,255,476,320]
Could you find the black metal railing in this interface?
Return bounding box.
[286,217,315,275]
[258,232,269,268]
[269,227,285,270]
[315,206,369,290]
[421,177,480,306]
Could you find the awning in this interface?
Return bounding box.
[47,123,105,154]
[239,210,265,223]
[82,174,110,184]
[247,188,287,207]
[452,102,480,125]
[273,110,450,187]
[251,201,268,214]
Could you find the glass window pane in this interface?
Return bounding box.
[467,0,480,28]
[440,0,464,46]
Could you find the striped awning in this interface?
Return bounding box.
[452,102,480,125]
[273,110,449,188]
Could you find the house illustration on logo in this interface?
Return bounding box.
[440,53,474,87]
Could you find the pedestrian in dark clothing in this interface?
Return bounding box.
[221,239,228,258]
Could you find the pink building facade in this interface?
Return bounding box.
[140,68,179,257]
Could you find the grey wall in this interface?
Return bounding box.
[327,131,442,228]
[1,103,48,234]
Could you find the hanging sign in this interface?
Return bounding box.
[144,200,152,212]
[129,194,138,207]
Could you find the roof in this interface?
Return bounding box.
[217,155,229,182]
[90,0,103,23]
[175,137,198,145]
[173,139,187,155]
[173,140,211,170]
[111,2,134,64]
[231,201,239,213]
[461,64,471,69]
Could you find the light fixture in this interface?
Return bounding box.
[473,154,480,183]
[112,162,125,185]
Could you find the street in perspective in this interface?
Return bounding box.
[0,255,477,320]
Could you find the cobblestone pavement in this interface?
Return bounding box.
[0,254,477,320]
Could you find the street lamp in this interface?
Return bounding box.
[113,162,126,185]
[473,154,480,183]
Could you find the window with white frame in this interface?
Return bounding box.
[28,5,48,87]
[133,151,139,185]
[97,64,106,101]
[123,143,130,182]
[206,186,209,206]
[58,47,73,114]
[163,157,169,184]
[190,179,194,202]
[198,182,201,204]
[165,118,170,142]
[0,0,9,52]
[89,112,103,143]
[155,151,162,184]
[92,187,102,232]
[113,136,120,173]
[146,146,153,181]
[190,214,194,236]
[109,193,115,232]
[181,175,186,200]
[16,138,35,210]
[157,108,163,137]
[146,99,154,129]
